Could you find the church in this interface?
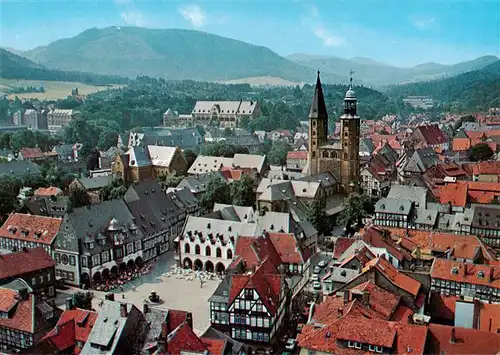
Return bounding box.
[307,71,361,194]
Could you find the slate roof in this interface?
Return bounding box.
[76,175,114,190]
[375,198,412,215]
[177,171,227,194]
[403,148,441,174]
[387,185,428,207]
[65,200,143,255]
[0,160,41,177]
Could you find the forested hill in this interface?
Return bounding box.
[20,27,347,84]
[0,48,128,85]
[387,60,500,111]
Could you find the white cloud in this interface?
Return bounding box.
[313,26,344,47]
[413,16,436,29]
[179,4,206,27]
[121,10,146,27]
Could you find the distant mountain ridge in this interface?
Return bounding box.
[0,47,128,85]
[288,53,499,86]
[19,27,347,84]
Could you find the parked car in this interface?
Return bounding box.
[311,274,320,281]
[313,266,321,274]
[285,338,297,351]
[313,281,321,290]
[318,260,327,268]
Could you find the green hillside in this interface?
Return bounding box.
[22,27,347,84]
[0,48,128,85]
[387,60,500,110]
[288,54,499,87]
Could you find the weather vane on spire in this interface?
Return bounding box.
[349,69,354,87]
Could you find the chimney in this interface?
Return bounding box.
[337,307,343,318]
[488,317,492,332]
[105,293,115,301]
[450,327,456,344]
[362,290,370,305]
[464,263,468,276]
[186,312,193,329]
[65,297,74,310]
[161,322,168,339]
[343,291,349,305]
[143,304,149,314]
[120,303,128,318]
[18,288,28,301]
[489,267,494,283]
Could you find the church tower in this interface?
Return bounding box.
[340,71,361,192]
[308,71,328,175]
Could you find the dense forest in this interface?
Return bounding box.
[387,60,500,112]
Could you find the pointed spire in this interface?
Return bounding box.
[309,71,328,119]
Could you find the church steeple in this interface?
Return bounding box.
[343,69,358,117]
[309,70,328,120]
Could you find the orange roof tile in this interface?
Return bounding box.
[0,213,62,245]
[201,338,226,355]
[20,147,44,159]
[287,151,308,160]
[452,137,471,151]
[468,161,500,176]
[350,281,401,319]
[0,292,33,333]
[390,304,414,323]
[438,182,468,207]
[268,232,309,264]
[427,324,500,354]
[478,303,500,333]
[363,257,421,297]
[0,289,19,313]
[0,247,56,279]
[34,187,63,197]
[431,259,500,289]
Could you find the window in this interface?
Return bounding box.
[227,249,233,260]
[376,346,383,353]
[195,245,201,255]
[184,244,190,253]
[355,342,362,349]
[47,273,51,282]
[216,248,222,258]
[31,277,36,285]
[61,254,69,265]
[257,317,263,327]
[127,243,134,255]
[205,246,211,256]
[48,286,54,296]
[308,351,316,355]
[81,257,87,268]
[69,256,76,266]
[39,276,44,284]
[54,253,60,263]
[102,251,109,263]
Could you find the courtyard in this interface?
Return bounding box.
[58,252,221,335]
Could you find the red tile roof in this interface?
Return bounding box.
[287,151,308,160]
[339,246,375,268]
[42,320,76,352]
[163,322,208,354]
[333,237,356,259]
[201,338,226,355]
[165,309,189,334]
[362,226,413,262]
[438,182,468,207]
[233,235,282,270]
[268,232,309,264]
[0,292,33,332]
[298,315,428,354]
[34,187,63,197]
[452,137,472,151]
[20,147,44,159]
[414,125,447,146]
[363,257,421,297]
[0,247,55,279]
[431,259,500,289]
[350,281,401,320]
[0,213,62,245]
[390,304,414,323]
[228,257,283,315]
[467,161,500,176]
[478,303,500,333]
[427,324,500,354]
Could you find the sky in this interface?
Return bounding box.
[1,0,499,67]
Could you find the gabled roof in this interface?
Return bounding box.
[228,257,283,315]
[427,324,500,354]
[163,322,208,354]
[0,213,62,245]
[413,124,447,145]
[233,235,282,271]
[34,187,63,197]
[333,237,356,259]
[362,226,413,262]
[350,281,401,320]
[431,258,500,289]
[20,147,44,159]
[363,257,421,297]
[287,151,308,160]
[0,247,56,279]
[76,175,114,190]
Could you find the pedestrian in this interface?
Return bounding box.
[120,285,124,292]
[122,293,125,299]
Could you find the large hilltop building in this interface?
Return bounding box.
[308,71,361,193]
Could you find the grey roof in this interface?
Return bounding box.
[323,267,359,283]
[77,175,114,190]
[201,326,247,355]
[142,308,168,354]
[208,274,231,303]
[387,185,427,208]
[454,301,475,329]
[299,171,338,188]
[176,171,227,194]
[136,127,201,150]
[128,146,152,167]
[375,198,412,214]
[123,179,181,235]
[66,200,143,255]
[404,148,441,173]
[82,300,143,355]
[168,187,198,211]
[359,138,375,154]
[471,205,500,229]
[412,208,438,226]
[0,160,41,177]
[211,204,254,222]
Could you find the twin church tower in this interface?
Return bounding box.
[307,71,360,193]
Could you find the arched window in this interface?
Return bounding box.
[227,249,233,260]
[184,244,190,254]
[323,151,329,158]
[195,245,201,255]
[205,246,211,257]
[216,247,222,258]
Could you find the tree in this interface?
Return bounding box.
[230,175,255,207]
[267,141,292,166]
[73,291,93,310]
[468,143,494,162]
[157,174,182,189]
[223,127,234,137]
[340,193,374,228]
[307,198,330,235]
[199,175,231,213]
[183,149,198,168]
[101,179,127,201]
[98,129,119,150]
